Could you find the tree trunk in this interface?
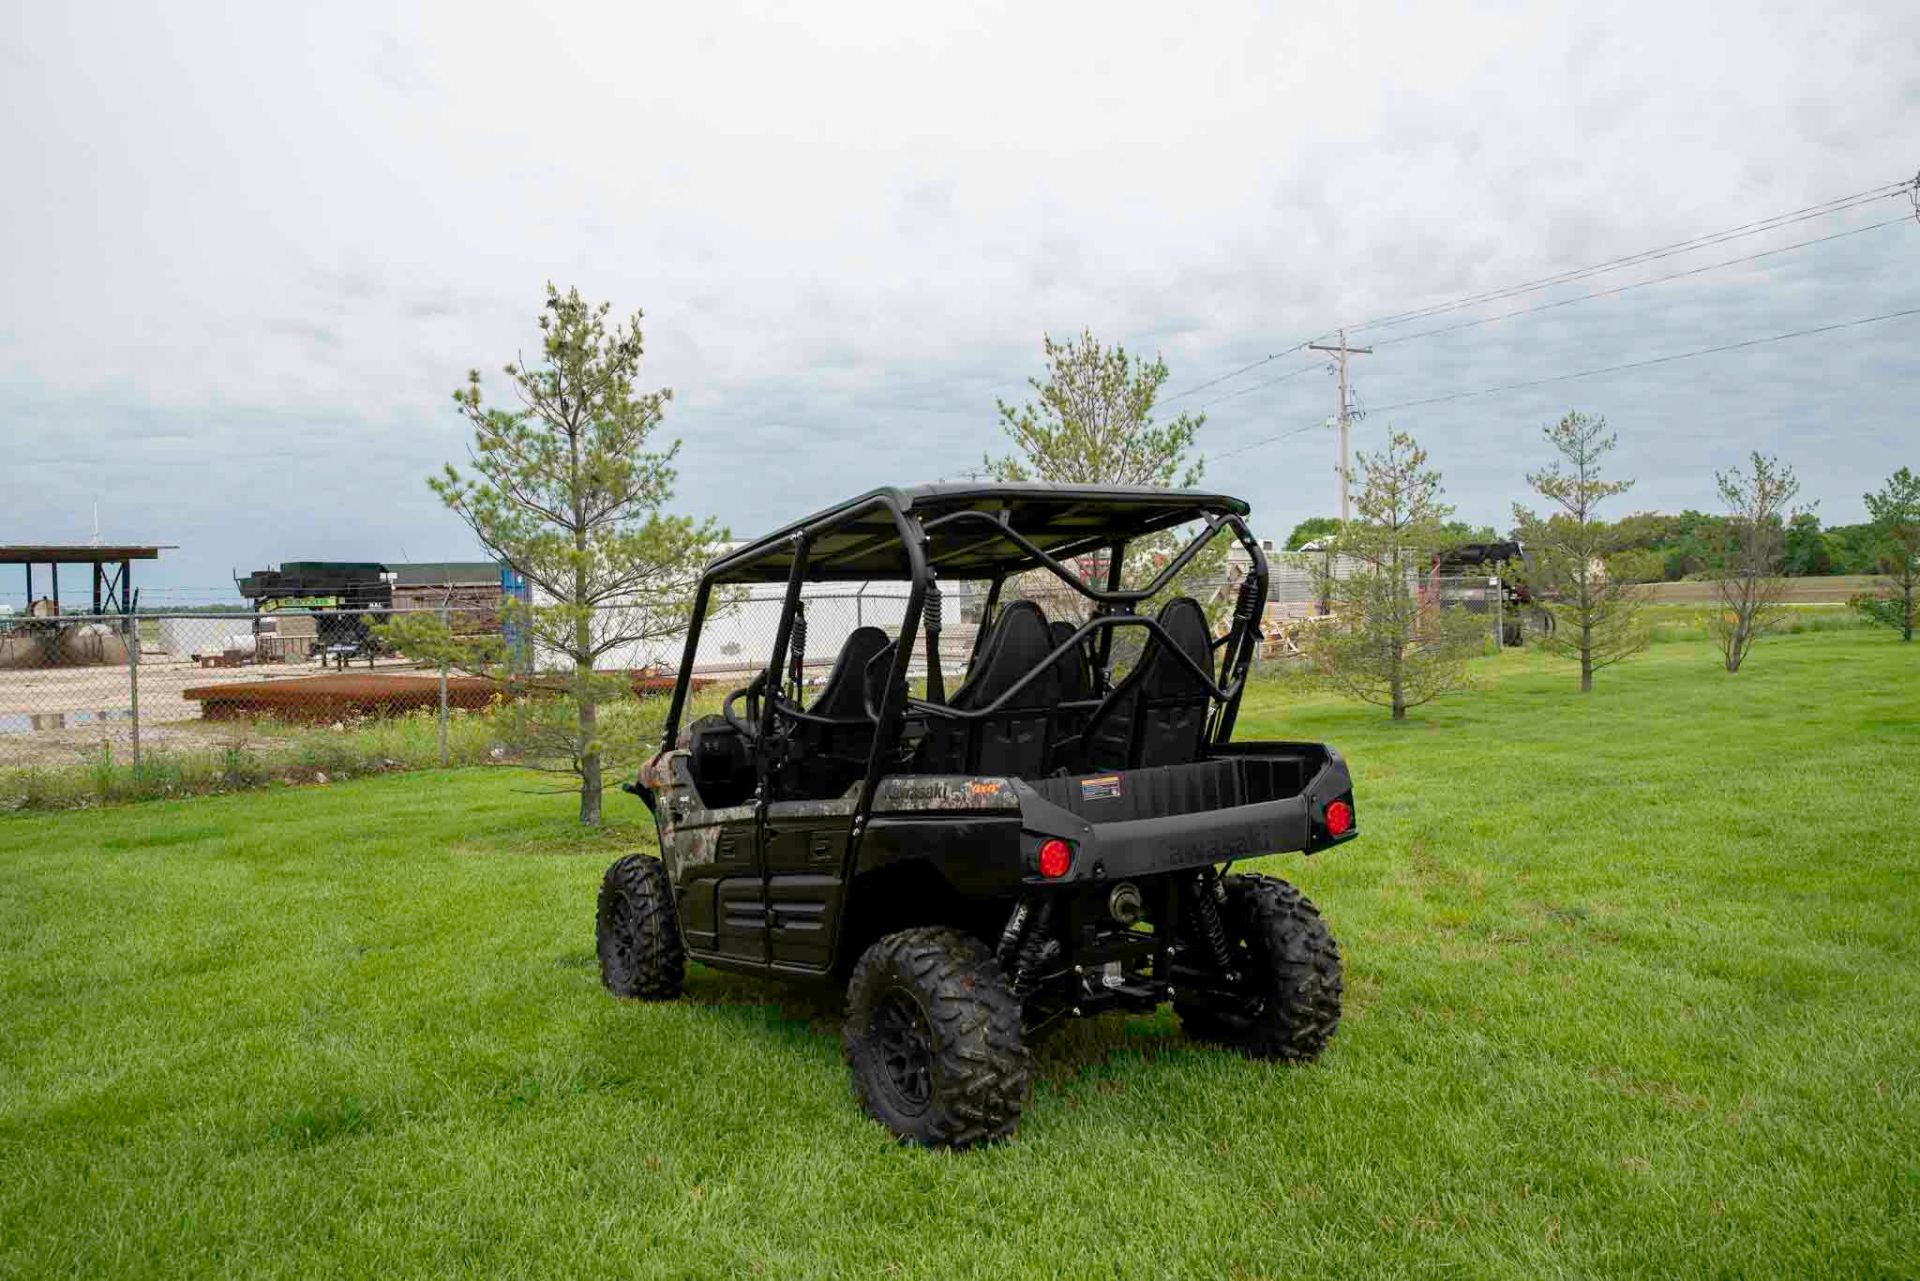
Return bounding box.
[1389,643,1405,720]
[1580,621,1593,693]
[574,504,599,825]
[578,688,601,825]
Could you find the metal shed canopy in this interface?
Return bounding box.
[706,483,1250,583]
[0,545,167,564]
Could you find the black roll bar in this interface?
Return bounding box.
[659,578,713,752]
[657,498,1269,820]
[917,509,1229,606]
[1210,517,1268,742]
[855,499,928,828]
[1093,538,1126,693]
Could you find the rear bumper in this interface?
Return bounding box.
[1009,744,1356,883]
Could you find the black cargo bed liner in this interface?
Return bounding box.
[1024,750,1324,824]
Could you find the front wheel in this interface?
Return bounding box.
[1176,874,1342,1061]
[843,927,1030,1148]
[596,854,685,1000]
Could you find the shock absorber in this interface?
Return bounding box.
[1009,897,1056,994]
[996,898,1031,970]
[1232,572,1262,630]
[922,579,945,704]
[1186,871,1238,983]
[788,605,808,694]
[1225,573,1263,680]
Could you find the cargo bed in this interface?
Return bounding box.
[1010,743,1357,882]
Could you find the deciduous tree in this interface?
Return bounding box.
[1511,411,1646,692]
[1709,452,1801,673]
[1851,466,1920,641]
[1301,431,1484,719]
[1285,516,1341,550]
[433,285,723,824]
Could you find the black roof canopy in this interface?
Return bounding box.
[706,483,1250,583]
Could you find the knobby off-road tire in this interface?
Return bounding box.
[1176,873,1342,1061]
[597,854,686,1001]
[843,927,1030,1149]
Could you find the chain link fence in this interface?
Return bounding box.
[0,568,1528,772]
[0,608,498,770]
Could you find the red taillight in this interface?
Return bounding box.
[1036,837,1074,879]
[1325,800,1353,837]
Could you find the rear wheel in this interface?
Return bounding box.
[1176,874,1342,1061]
[843,927,1030,1148]
[596,854,685,1000]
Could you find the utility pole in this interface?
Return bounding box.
[1307,328,1372,522]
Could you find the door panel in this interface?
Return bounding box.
[762,809,852,971]
[715,876,769,964]
[674,811,763,963]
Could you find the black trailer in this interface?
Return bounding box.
[236,561,395,666]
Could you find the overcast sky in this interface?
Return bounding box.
[2,1,1916,602]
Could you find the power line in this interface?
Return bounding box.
[1363,306,1920,414]
[1207,305,1920,462]
[1152,175,1920,430]
[1213,419,1326,462]
[1186,359,1324,412]
[1368,214,1915,350]
[1157,172,1915,408]
[1344,180,1914,335]
[1158,342,1311,406]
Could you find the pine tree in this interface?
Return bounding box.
[432,285,723,824]
[1303,432,1484,720]
[1511,411,1646,692]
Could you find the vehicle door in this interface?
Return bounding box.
[760,795,856,972]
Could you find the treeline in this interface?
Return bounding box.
[1606,510,1886,581]
[1291,508,1888,581]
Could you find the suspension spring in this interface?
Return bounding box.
[922,580,945,703]
[1232,573,1261,629]
[788,608,807,692]
[1187,872,1237,982]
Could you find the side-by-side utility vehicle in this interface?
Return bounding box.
[596,483,1358,1147]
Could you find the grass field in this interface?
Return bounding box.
[3,630,1917,1278]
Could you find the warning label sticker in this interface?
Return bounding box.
[1080,774,1123,801]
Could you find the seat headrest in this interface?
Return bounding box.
[953,599,1058,711]
[1049,619,1091,701]
[809,626,893,718]
[1139,597,1212,700]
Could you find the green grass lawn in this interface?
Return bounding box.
[3,631,1916,1278]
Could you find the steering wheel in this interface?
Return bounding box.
[722,670,768,741]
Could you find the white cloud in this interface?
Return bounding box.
[2,0,1916,593]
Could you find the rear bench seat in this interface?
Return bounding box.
[917,595,1217,779]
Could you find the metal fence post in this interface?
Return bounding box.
[437,604,450,768]
[127,614,141,770]
[1490,575,1504,649]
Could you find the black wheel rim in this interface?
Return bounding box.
[869,989,933,1114]
[603,894,639,976]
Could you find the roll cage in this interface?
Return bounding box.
[657,483,1271,828]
